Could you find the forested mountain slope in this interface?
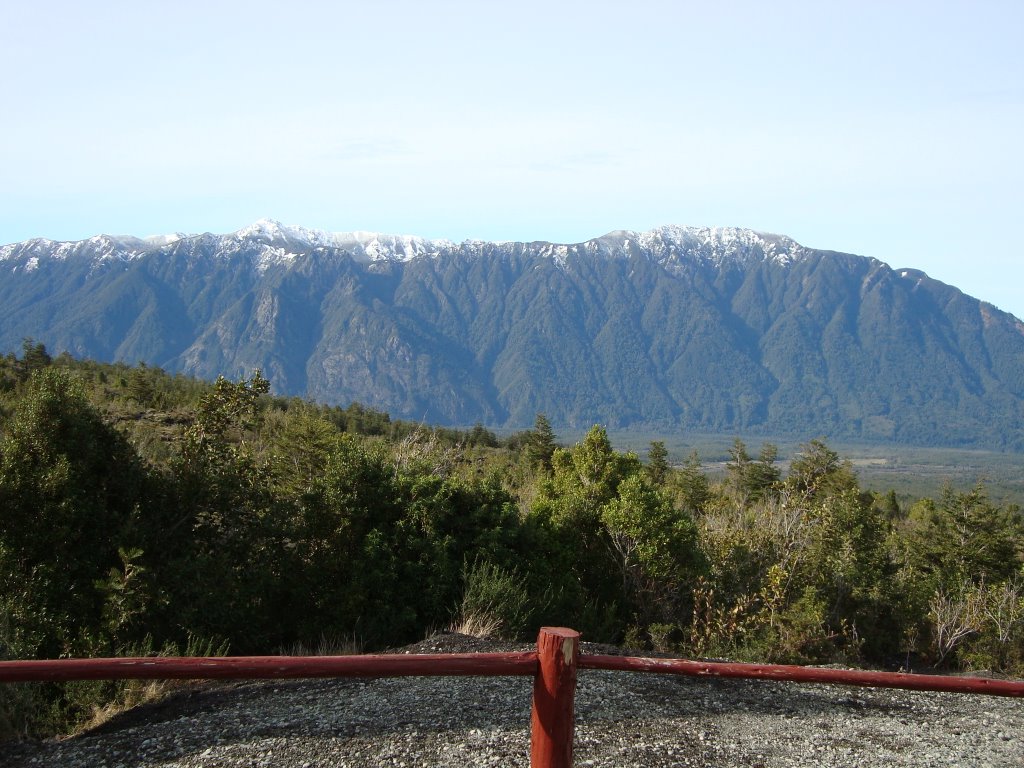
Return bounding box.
[3,220,1024,447]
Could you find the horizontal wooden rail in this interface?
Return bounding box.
[580,654,1024,697]
[0,652,538,683]
[3,630,1023,768]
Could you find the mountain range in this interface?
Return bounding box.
[3,219,1024,449]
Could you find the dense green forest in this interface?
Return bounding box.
[1,343,1022,739]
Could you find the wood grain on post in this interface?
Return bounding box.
[530,627,580,768]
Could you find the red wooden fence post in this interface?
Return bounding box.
[530,626,580,768]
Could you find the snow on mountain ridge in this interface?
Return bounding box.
[1,221,812,273]
[228,220,809,268]
[230,219,459,264]
[0,235,152,266]
[583,226,807,272]
[142,233,186,247]
[636,225,806,268]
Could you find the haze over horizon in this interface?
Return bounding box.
[3,2,1022,317]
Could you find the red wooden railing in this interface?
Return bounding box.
[0,652,538,682]
[2,627,1022,768]
[579,653,1024,697]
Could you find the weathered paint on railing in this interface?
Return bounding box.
[0,652,538,683]
[2,628,1022,768]
[531,627,579,768]
[579,654,1024,697]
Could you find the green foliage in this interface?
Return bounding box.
[725,439,781,504]
[801,489,895,658]
[320,400,393,436]
[529,425,703,637]
[528,426,637,629]
[269,406,340,497]
[466,423,500,448]
[96,547,150,638]
[525,413,557,471]
[2,353,1023,740]
[645,440,669,486]
[16,340,51,381]
[0,591,45,741]
[601,473,701,625]
[452,558,532,639]
[959,577,1024,672]
[183,371,270,455]
[0,369,149,658]
[693,440,900,663]
[669,450,710,513]
[895,484,1021,612]
[786,439,859,501]
[892,484,1024,667]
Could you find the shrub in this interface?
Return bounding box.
[451,558,532,640]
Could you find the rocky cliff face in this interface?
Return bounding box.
[4,220,1024,447]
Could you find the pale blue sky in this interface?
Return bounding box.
[3,1,1023,316]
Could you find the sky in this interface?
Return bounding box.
[3,1,1023,316]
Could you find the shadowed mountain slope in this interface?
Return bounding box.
[4,221,1024,448]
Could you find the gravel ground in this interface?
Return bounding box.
[1,634,1021,767]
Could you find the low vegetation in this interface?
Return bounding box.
[1,343,1022,739]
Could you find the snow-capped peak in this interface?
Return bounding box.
[234,219,303,242]
[231,220,455,262]
[142,233,186,247]
[587,225,807,270]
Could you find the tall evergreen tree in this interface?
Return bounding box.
[672,450,710,513]
[646,440,669,486]
[526,412,557,471]
[726,439,780,503]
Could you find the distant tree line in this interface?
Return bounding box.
[0,346,1021,738]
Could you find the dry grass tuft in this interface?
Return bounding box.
[278,633,363,657]
[76,680,176,735]
[448,614,503,639]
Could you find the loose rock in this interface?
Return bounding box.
[1,635,1021,767]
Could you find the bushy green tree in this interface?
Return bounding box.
[786,439,858,501]
[645,440,669,486]
[893,484,1023,667]
[901,484,1020,585]
[602,473,701,625]
[803,488,896,657]
[529,426,702,639]
[0,369,151,657]
[525,413,557,471]
[14,339,51,382]
[670,450,710,513]
[693,439,900,662]
[528,426,636,635]
[725,439,780,504]
[158,371,288,651]
[270,406,341,498]
[275,426,530,647]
